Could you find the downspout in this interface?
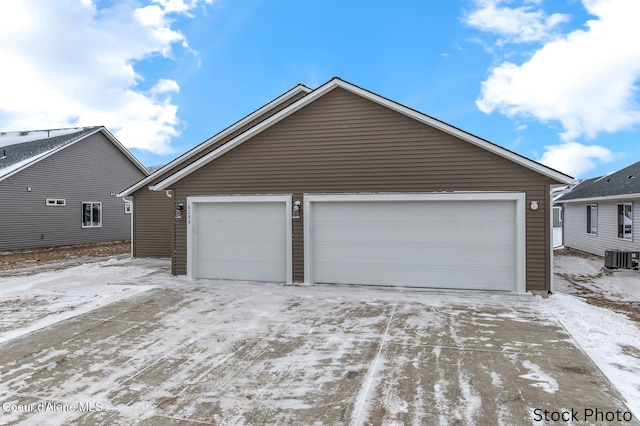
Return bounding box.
[123,196,134,259]
[549,188,555,294]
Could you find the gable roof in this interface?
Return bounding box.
[0,126,148,182]
[146,77,573,192]
[119,84,312,197]
[556,161,640,203]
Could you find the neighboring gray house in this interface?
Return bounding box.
[556,161,639,256]
[0,127,148,251]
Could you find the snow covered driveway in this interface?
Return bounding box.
[0,259,637,425]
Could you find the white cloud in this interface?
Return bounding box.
[538,142,613,177]
[475,0,640,143]
[0,0,211,154]
[464,0,569,43]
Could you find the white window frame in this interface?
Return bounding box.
[46,198,66,206]
[617,203,633,241]
[82,202,102,228]
[587,204,598,235]
[124,201,132,214]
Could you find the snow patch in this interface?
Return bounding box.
[518,360,559,394]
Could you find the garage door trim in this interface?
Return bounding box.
[303,192,526,292]
[187,195,293,282]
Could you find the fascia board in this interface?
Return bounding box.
[558,193,640,203]
[0,128,99,183]
[151,78,574,191]
[336,81,574,185]
[121,84,312,196]
[151,82,337,191]
[97,127,149,176]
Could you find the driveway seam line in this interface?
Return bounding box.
[352,299,398,425]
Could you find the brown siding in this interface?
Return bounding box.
[130,89,309,258]
[171,87,556,290]
[132,189,173,257]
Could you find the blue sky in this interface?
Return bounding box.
[1,0,639,178]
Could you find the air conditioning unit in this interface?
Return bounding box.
[604,250,639,270]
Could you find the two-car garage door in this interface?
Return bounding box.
[305,194,523,291]
[188,193,525,292]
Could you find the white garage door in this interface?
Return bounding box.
[188,196,292,282]
[305,194,525,291]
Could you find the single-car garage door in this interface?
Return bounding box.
[187,196,292,282]
[304,193,525,291]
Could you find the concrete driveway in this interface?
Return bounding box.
[0,279,636,425]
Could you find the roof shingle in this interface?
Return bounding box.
[557,161,640,201]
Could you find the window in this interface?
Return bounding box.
[45,198,66,206]
[618,203,633,240]
[124,201,132,214]
[82,202,102,228]
[587,204,598,234]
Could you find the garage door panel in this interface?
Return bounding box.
[197,259,285,282]
[196,240,286,263]
[197,221,285,243]
[313,241,514,265]
[314,223,512,243]
[314,260,515,290]
[309,197,520,291]
[191,198,289,282]
[198,202,280,221]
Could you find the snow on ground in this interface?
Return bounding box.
[553,252,640,300]
[541,252,640,419]
[0,253,638,422]
[0,258,161,344]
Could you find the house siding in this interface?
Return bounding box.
[128,89,309,258]
[0,132,146,251]
[131,189,173,258]
[563,200,640,256]
[167,87,556,291]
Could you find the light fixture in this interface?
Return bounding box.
[292,201,301,219]
[175,203,184,219]
[530,201,539,211]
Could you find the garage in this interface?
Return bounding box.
[187,196,292,282]
[304,193,525,292]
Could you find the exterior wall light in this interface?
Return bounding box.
[175,203,184,219]
[530,201,539,211]
[293,200,301,219]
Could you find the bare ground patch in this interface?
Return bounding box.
[0,241,131,271]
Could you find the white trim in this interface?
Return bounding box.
[119,85,312,197]
[303,192,526,293]
[45,198,66,206]
[81,201,103,228]
[186,195,293,283]
[150,78,572,191]
[587,204,598,235]
[123,196,134,258]
[550,190,555,293]
[1,127,148,183]
[560,193,640,203]
[617,202,633,241]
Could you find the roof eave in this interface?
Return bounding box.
[120,84,313,197]
[0,127,98,183]
[558,193,640,203]
[151,78,574,191]
[96,127,149,176]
